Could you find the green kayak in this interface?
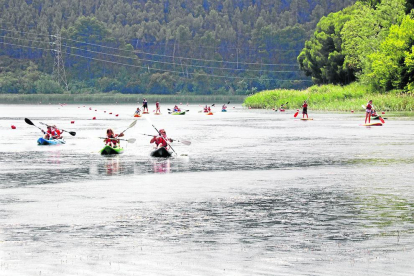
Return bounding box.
[100,145,124,155]
[171,111,185,115]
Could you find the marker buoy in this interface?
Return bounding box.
[382,112,385,114]
[95,110,97,111]
[351,110,354,113]
[93,117,96,120]
[11,125,16,129]
[104,111,106,113]
[71,121,75,124]
[116,114,119,117]
[109,112,112,114]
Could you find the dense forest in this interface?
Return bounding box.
[298,0,414,92]
[0,0,356,95]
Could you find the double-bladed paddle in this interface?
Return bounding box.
[24,118,44,133]
[99,137,136,143]
[120,120,138,135]
[39,122,76,136]
[137,133,191,145]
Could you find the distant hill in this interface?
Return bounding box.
[0,0,356,95]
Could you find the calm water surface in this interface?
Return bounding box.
[1,104,414,275]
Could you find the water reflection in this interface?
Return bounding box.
[152,159,171,173]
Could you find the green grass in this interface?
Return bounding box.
[244,83,414,111]
[0,94,246,104]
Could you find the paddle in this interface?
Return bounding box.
[137,133,191,145]
[99,137,136,143]
[39,122,76,136]
[24,118,44,133]
[120,120,138,135]
[150,124,177,155]
[168,109,189,114]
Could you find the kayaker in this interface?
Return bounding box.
[142,98,148,112]
[134,107,141,115]
[365,100,373,124]
[43,125,58,140]
[150,129,173,149]
[105,128,124,148]
[207,106,211,112]
[302,101,308,119]
[53,125,64,139]
[222,104,227,111]
[155,101,160,113]
[204,105,208,113]
[173,105,181,112]
[280,103,285,111]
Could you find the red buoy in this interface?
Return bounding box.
[109,112,112,114]
[93,117,96,120]
[11,125,16,129]
[351,110,354,113]
[116,114,119,117]
[382,111,385,114]
[71,121,75,124]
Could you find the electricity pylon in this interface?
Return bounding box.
[52,33,68,91]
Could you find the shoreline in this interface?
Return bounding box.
[0,94,247,104]
[243,84,414,112]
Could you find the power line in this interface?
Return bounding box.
[0,41,312,82]
[62,36,300,67]
[0,25,300,67]
[1,32,301,73]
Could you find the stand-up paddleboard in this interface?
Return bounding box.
[207,112,214,115]
[154,112,162,115]
[300,118,313,120]
[361,122,382,126]
[142,112,149,114]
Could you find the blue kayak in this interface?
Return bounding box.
[221,109,227,112]
[37,137,66,145]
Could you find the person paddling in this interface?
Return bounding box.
[222,104,227,111]
[155,101,161,113]
[134,107,141,115]
[142,98,148,113]
[302,101,308,119]
[43,125,63,140]
[150,129,173,149]
[365,100,373,124]
[105,128,124,148]
[203,105,208,113]
[173,105,181,112]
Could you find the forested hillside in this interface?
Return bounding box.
[298,0,414,92]
[0,0,356,95]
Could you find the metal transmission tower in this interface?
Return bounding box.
[52,33,68,91]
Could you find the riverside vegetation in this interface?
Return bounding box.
[244,83,414,112]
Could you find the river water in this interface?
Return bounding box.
[1,104,413,275]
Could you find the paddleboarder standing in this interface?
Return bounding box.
[155,101,161,113]
[143,98,148,113]
[302,101,308,119]
[365,100,373,124]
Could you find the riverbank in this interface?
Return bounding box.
[244,83,414,112]
[0,94,246,104]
